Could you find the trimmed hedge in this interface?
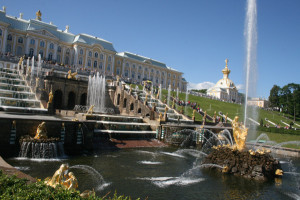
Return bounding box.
[0,170,137,200]
[257,126,300,135]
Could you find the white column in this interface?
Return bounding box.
[111,56,115,75]
[84,48,88,68]
[12,35,17,54]
[2,29,7,53]
[73,45,78,67]
[122,59,125,76]
[103,54,107,74]
[25,37,30,55]
[53,43,57,62]
[45,41,50,59]
[34,39,38,57]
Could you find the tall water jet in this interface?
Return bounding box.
[244,0,258,126]
[176,88,179,99]
[185,86,189,114]
[87,72,106,113]
[159,84,162,101]
[31,56,35,77]
[167,84,171,106]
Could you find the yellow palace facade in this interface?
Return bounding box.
[0,7,187,91]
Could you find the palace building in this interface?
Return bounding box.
[207,59,240,103]
[0,7,187,91]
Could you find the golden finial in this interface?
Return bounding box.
[225,58,228,68]
[36,10,42,21]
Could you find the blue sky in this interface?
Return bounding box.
[2,0,300,98]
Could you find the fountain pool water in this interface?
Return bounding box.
[7,147,300,200]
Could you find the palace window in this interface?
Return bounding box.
[116,68,120,75]
[66,49,70,55]
[0,29,2,36]
[56,55,61,63]
[6,44,11,52]
[173,75,176,79]
[107,64,111,71]
[78,57,83,65]
[18,37,23,43]
[126,63,129,67]
[168,73,171,78]
[162,72,165,76]
[39,50,44,58]
[50,43,54,49]
[117,60,121,65]
[156,70,159,74]
[108,56,111,62]
[40,41,45,47]
[139,66,142,70]
[57,46,61,52]
[125,70,128,77]
[88,59,91,67]
[65,56,69,65]
[156,78,159,84]
[7,34,12,41]
[99,62,103,70]
[79,48,83,55]
[100,54,104,60]
[16,46,22,56]
[132,72,135,78]
[151,69,154,73]
[29,48,34,57]
[138,73,141,79]
[48,52,53,61]
[94,52,98,58]
[132,64,135,69]
[89,51,92,57]
[30,39,35,45]
[94,61,97,68]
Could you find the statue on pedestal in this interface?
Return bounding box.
[34,122,48,140]
[231,116,248,151]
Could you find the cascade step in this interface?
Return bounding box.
[94,129,156,134]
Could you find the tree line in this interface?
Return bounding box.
[269,83,300,121]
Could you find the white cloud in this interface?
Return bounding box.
[188,82,215,90]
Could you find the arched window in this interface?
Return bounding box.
[79,48,83,55]
[65,56,69,65]
[6,44,11,52]
[0,29,2,36]
[56,55,61,63]
[50,43,54,49]
[7,34,12,41]
[116,68,120,75]
[93,61,97,68]
[139,66,142,70]
[88,59,91,67]
[99,62,103,69]
[78,57,83,65]
[107,64,111,71]
[131,71,135,78]
[48,52,53,61]
[57,46,61,52]
[40,41,45,47]
[125,70,128,77]
[88,51,92,57]
[100,54,103,60]
[16,46,22,56]
[18,37,23,43]
[126,63,129,67]
[132,64,135,69]
[66,49,70,55]
[108,56,111,62]
[94,52,98,58]
[39,50,44,58]
[30,39,35,45]
[29,48,34,57]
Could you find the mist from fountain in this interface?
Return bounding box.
[167,84,171,105]
[244,0,258,126]
[87,72,106,113]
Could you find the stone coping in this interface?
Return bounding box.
[0,156,36,183]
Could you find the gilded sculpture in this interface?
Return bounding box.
[45,164,69,188]
[34,122,48,140]
[48,90,53,104]
[231,116,248,151]
[67,70,78,80]
[36,10,42,21]
[85,105,95,115]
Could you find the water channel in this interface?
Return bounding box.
[7,147,300,200]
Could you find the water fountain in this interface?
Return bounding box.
[167,84,171,106]
[87,72,106,113]
[19,122,64,159]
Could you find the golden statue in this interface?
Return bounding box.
[34,122,48,140]
[158,112,163,122]
[225,112,228,122]
[231,116,248,151]
[85,105,94,115]
[144,95,148,105]
[48,90,53,104]
[18,56,23,66]
[36,10,42,21]
[45,164,69,188]
[275,169,283,176]
[204,111,207,119]
[62,172,78,190]
[116,75,120,82]
[192,109,196,118]
[156,90,159,99]
[67,70,77,80]
[172,99,175,108]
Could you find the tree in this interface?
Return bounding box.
[269,85,281,108]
